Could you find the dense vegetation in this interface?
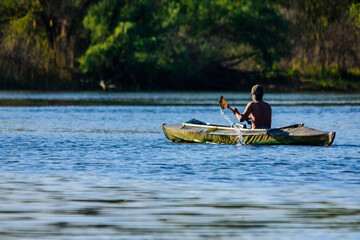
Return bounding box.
[0,0,359,91]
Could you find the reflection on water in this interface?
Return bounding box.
[0,91,359,106]
[0,92,359,239]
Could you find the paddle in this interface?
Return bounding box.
[219,96,236,113]
[218,96,251,125]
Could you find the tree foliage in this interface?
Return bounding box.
[0,0,359,90]
[79,0,291,89]
[272,0,360,71]
[0,0,95,89]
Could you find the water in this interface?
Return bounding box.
[0,91,359,240]
[220,108,245,144]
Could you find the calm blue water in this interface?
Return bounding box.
[0,92,359,240]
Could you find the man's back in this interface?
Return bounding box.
[245,101,272,129]
[234,84,272,129]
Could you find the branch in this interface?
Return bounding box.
[222,52,257,67]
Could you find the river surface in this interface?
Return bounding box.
[0,92,359,240]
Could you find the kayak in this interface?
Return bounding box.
[162,119,336,146]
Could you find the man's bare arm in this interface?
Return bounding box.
[234,102,252,122]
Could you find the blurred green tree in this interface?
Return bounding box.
[79,0,291,89]
[268,0,360,72]
[0,0,96,89]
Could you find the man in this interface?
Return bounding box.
[233,84,272,129]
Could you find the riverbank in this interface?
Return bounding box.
[1,69,359,92]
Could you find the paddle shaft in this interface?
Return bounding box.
[227,105,236,114]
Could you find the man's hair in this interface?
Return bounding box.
[251,84,264,101]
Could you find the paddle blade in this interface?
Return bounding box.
[218,96,229,110]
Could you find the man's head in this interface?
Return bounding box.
[251,84,264,101]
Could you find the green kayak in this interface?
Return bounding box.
[162,120,335,146]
